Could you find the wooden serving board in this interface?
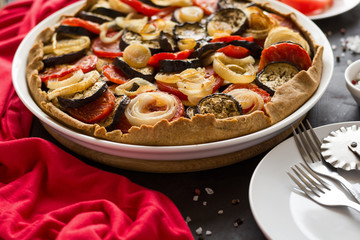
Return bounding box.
[42,122,298,173]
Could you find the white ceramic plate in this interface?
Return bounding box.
[310,0,360,20]
[12,0,333,161]
[249,122,360,240]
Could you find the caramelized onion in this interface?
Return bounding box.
[227,88,264,114]
[179,6,204,23]
[213,55,256,84]
[123,44,151,68]
[115,78,157,97]
[125,91,178,126]
[264,26,310,55]
[47,70,84,89]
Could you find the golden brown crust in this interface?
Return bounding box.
[25,0,324,146]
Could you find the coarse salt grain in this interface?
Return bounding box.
[185,216,191,223]
[195,227,202,235]
[346,35,360,53]
[331,44,337,50]
[193,195,199,201]
[205,187,214,195]
[203,201,207,206]
[218,209,224,215]
[205,230,212,236]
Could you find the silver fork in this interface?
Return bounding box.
[292,119,360,203]
[287,163,360,212]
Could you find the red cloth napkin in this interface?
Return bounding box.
[0,0,193,239]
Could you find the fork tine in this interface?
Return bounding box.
[291,165,323,195]
[300,121,323,161]
[305,119,322,149]
[287,170,320,198]
[299,162,330,190]
[292,126,313,165]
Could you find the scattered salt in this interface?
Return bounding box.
[205,187,214,195]
[203,201,207,206]
[331,44,337,50]
[185,216,191,223]
[218,209,224,215]
[205,230,212,236]
[346,35,360,53]
[195,227,202,235]
[193,195,199,201]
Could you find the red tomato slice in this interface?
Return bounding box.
[62,17,101,34]
[92,33,123,58]
[74,55,98,73]
[210,36,254,43]
[147,49,194,68]
[217,45,250,59]
[156,66,224,101]
[120,0,162,16]
[39,65,81,82]
[192,0,218,15]
[258,42,312,72]
[278,0,333,15]
[67,90,115,124]
[222,83,271,104]
[103,64,129,84]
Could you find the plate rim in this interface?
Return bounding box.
[12,0,334,160]
[310,0,360,20]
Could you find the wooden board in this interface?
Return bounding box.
[42,122,299,173]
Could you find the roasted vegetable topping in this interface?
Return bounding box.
[206,8,248,36]
[197,93,242,119]
[123,44,151,68]
[124,91,184,126]
[256,61,300,95]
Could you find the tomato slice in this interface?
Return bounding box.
[217,45,250,59]
[39,65,81,82]
[192,0,218,15]
[222,83,271,104]
[92,33,123,58]
[156,66,224,101]
[67,90,115,124]
[103,64,129,84]
[120,0,162,16]
[61,17,101,34]
[258,42,312,72]
[210,36,254,43]
[278,0,333,15]
[74,55,98,73]
[147,49,194,68]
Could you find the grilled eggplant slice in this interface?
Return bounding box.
[190,42,227,59]
[113,57,155,81]
[77,11,113,24]
[120,30,161,54]
[185,106,197,119]
[174,23,206,41]
[56,25,98,38]
[159,58,201,73]
[197,93,242,119]
[218,0,253,9]
[255,61,300,96]
[103,95,131,132]
[58,80,108,108]
[206,8,248,36]
[159,31,178,52]
[43,49,87,68]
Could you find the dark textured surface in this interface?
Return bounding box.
[30,4,360,240]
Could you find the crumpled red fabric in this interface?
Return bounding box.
[0,0,193,239]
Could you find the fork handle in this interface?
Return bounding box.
[346,200,360,213]
[330,173,360,204]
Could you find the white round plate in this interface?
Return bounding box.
[249,122,360,240]
[12,0,333,161]
[310,0,360,20]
